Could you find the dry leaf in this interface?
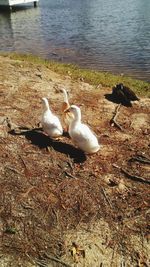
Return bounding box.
[70,242,85,262]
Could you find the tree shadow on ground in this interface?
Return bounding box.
[9,129,86,163]
[104,93,132,107]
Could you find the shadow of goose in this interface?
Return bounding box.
[9,128,86,163]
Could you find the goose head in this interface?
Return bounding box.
[116,83,124,91]
[65,105,81,121]
[42,97,50,111]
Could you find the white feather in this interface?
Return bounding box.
[41,97,63,138]
[68,105,101,154]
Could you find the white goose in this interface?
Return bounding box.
[66,105,101,154]
[41,97,63,138]
[61,88,74,132]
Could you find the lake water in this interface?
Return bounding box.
[0,0,150,82]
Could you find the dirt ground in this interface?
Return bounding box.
[0,55,150,267]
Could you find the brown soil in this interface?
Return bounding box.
[0,56,150,267]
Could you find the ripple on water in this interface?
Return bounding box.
[0,0,150,82]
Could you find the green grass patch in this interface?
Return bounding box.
[1,52,150,97]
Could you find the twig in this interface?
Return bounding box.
[5,117,42,134]
[21,203,33,210]
[64,171,77,179]
[112,163,121,169]
[43,252,71,267]
[101,188,113,208]
[5,117,18,130]
[8,126,42,135]
[110,104,123,131]
[25,253,36,266]
[5,166,22,176]
[121,168,150,185]
[52,208,59,225]
[139,226,144,253]
[35,260,47,267]
[67,158,74,171]
[5,117,31,133]
[19,155,27,167]
[19,186,36,199]
[19,155,30,177]
[129,155,150,164]
[120,261,126,267]
[110,243,117,267]
[43,204,51,220]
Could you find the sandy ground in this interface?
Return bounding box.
[0,55,150,267]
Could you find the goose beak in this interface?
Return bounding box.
[64,107,71,113]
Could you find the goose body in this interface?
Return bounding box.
[113,83,139,104]
[61,88,74,131]
[41,97,63,138]
[67,105,101,154]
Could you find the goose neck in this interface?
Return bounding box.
[44,103,49,112]
[43,99,51,113]
[63,90,69,105]
[74,109,81,123]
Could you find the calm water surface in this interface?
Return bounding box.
[0,0,150,82]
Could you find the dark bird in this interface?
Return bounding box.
[112,83,140,105]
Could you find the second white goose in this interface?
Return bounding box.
[66,105,101,154]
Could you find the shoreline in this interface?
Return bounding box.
[1,52,150,97]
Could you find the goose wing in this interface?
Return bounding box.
[72,123,97,142]
[122,85,139,101]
